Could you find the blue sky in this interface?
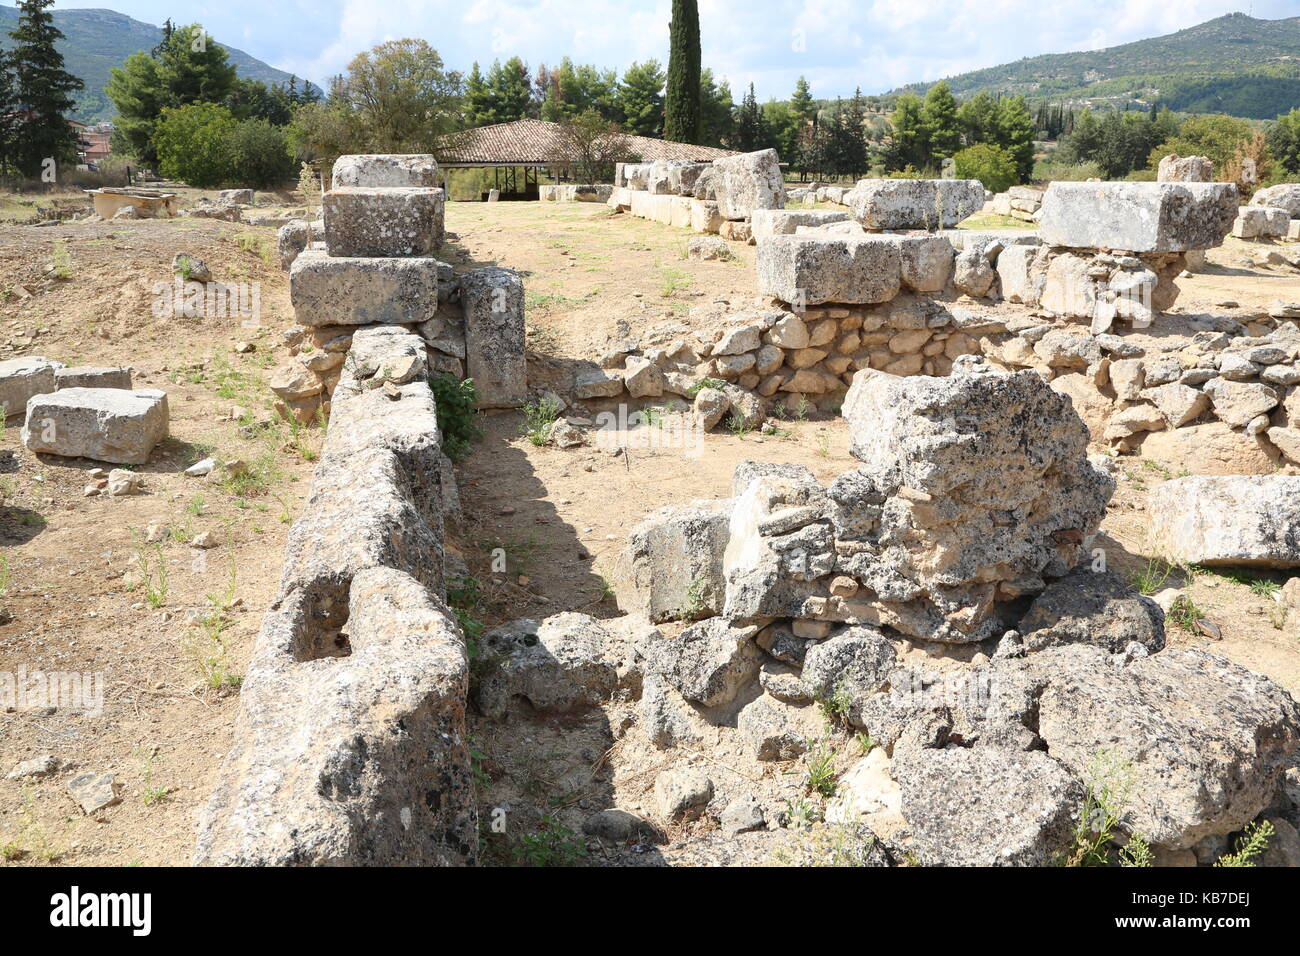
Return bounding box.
[50,0,1300,99]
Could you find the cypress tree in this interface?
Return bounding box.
[663,0,700,143]
[9,0,84,178]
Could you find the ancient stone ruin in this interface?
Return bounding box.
[272,155,526,421]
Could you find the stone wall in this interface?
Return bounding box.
[272,154,526,418]
[194,327,475,865]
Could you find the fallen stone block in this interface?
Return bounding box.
[1252,183,1300,217]
[845,178,984,230]
[1148,475,1300,567]
[277,218,324,270]
[459,267,526,409]
[614,500,733,622]
[322,187,444,256]
[1033,644,1300,848]
[290,249,439,326]
[476,613,620,717]
[54,366,132,390]
[1038,182,1237,252]
[755,235,902,306]
[0,356,63,417]
[1232,204,1289,240]
[751,208,851,238]
[331,153,440,189]
[1157,154,1213,182]
[22,388,168,465]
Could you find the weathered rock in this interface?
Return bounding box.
[1038,182,1238,252]
[800,626,896,713]
[1149,476,1300,567]
[0,356,63,417]
[614,500,733,622]
[195,327,473,866]
[290,249,439,326]
[67,772,122,814]
[845,179,985,231]
[1138,421,1277,475]
[895,747,1081,866]
[653,768,714,822]
[1019,566,1165,654]
[711,148,785,220]
[322,187,444,256]
[54,366,132,390]
[838,365,1113,642]
[645,617,761,707]
[6,754,60,779]
[686,236,731,261]
[331,153,440,189]
[1034,645,1300,848]
[755,235,901,306]
[459,267,526,408]
[751,208,850,238]
[476,613,619,717]
[737,695,819,760]
[22,388,168,465]
[893,235,955,293]
[277,218,324,270]
[1157,155,1213,182]
[1252,183,1300,217]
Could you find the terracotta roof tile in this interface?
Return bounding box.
[437,118,736,165]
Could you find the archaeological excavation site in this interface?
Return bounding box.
[5,6,1300,901]
[11,145,1300,876]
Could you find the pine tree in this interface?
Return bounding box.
[698,69,734,147]
[619,60,665,137]
[9,0,84,178]
[486,57,532,124]
[465,62,493,126]
[790,76,815,124]
[0,50,17,174]
[663,0,700,143]
[921,81,961,162]
[733,83,767,152]
[994,95,1035,182]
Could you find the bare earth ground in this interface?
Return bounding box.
[0,195,1298,866]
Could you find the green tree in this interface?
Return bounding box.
[225,77,293,125]
[1149,113,1253,170]
[1267,108,1300,176]
[698,69,734,147]
[763,99,799,165]
[664,0,701,142]
[225,118,295,187]
[464,62,493,126]
[994,95,1035,182]
[333,39,463,152]
[883,92,928,171]
[733,83,767,152]
[541,59,619,122]
[0,50,22,174]
[953,142,1017,192]
[485,57,532,123]
[8,0,84,177]
[922,81,961,160]
[790,76,815,125]
[619,60,665,136]
[154,102,237,187]
[957,92,997,146]
[106,22,236,165]
[287,99,362,166]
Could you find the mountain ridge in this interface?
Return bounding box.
[0,5,319,124]
[892,13,1300,119]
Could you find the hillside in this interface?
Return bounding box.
[0,5,320,124]
[894,12,1300,119]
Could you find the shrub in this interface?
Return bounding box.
[155,103,238,188]
[225,119,296,189]
[427,374,482,461]
[952,143,1018,193]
